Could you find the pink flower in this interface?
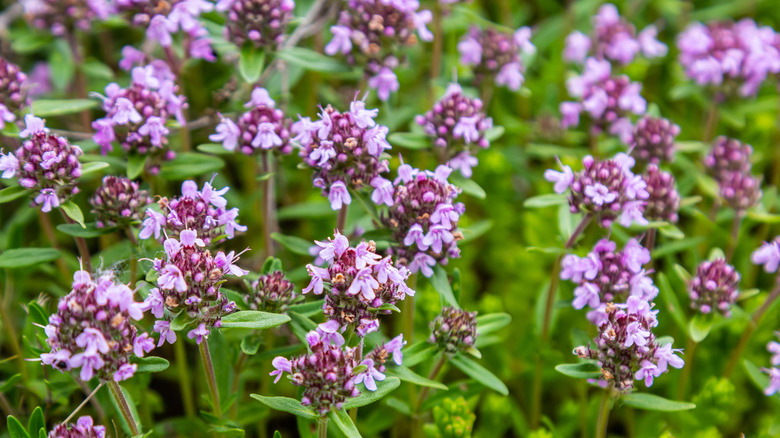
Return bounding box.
[564,31,591,63]
[368,68,399,101]
[20,114,48,138]
[328,181,351,211]
[325,25,352,55]
[187,323,210,344]
[371,176,394,206]
[35,189,60,212]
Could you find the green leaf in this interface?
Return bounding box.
[343,377,401,409]
[250,395,317,420]
[386,366,448,390]
[241,335,262,355]
[657,273,687,333]
[387,132,430,150]
[402,342,438,368]
[620,393,696,412]
[329,410,361,438]
[196,143,233,155]
[743,359,779,400]
[0,374,20,392]
[32,99,98,117]
[170,311,194,331]
[0,186,32,204]
[7,416,30,438]
[220,311,290,330]
[476,313,511,336]
[429,265,459,308]
[658,224,685,240]
[688,314,713,343]
[275,47,351,73]
[0,248,61,269]
[673,264,691,284]
[80,59,114,80]
[57,222,117,238]
[271,233,313,256]
[131,356,170,373]
[127,155,147,179]
[277,201,335,220]
[158,153,225,180]
[485,126,505,142]
[27,406,45,437]
[523,194,567,208]
[27,301,49,326]
[239,44,266,83]
[450,355,508,395]
[80,161,110,176]
[555,362,602,379]
[451,174,486,199]
[60,200,86,228]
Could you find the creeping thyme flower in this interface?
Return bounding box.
[688,259,740,317]
[380,164,464,277]
[563,3,667,64]
[245,270,299,313]
[364,334,405,374]
[216,0,295,49]
[643,164,680,223]
[719,170,761,212]
[561,238,657,315]
[41,270,151,383]
[764,334,780,396]
[139,179,246,245]
[326,0,433,100]
[630,116,680,164]
[428,306,478,355]
[90,176,151,228]
[544,153,649,228]
[270,327,359,415]
[574,298,684,391]
[559,58,647,142]
[415,83,494,177]
[21,0,114,35]
[92,64,187,172]
[677,19,780,97]
[294,98,392,211]
[143,230,245,344]
[210,87,292,155]
[704,136,753,181]
[0,57,29,129]
[752,237,780,273]
[49,416,106,438]
[0,115,82,212]
[303,231,415,335]
[457,26,535,90]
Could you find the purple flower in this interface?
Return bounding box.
[70,353,105,381]
[138,116,169,147]
[20,114,48,138]
[315,232,349,262]
[410,252,436,277]
[303,265,330,295]
[635,360,657,387]
[752,238,780,273]
[270,356,292,383]
[159,264,187,292]
[764,368,780,396]
[325,25,353,55]
[423,225,454,254]
[187,323,210,344]
[133,333,155,357]
[769,335,780,366]
[215,250,249,277]
[368,68,400,101]
[371,176,394,206]
[35,188,60,212]
[448,152,479,178]
[113,363,137,382]
[349,100,378,128]
[354,359,386,391]
[453,116,480,144]
[328,181,352,211]
[564,31,592,63]
[139,209,167,240]
[147,15,174,47]
[384,334,405,365]
[210,116,240,151]
[638,25,667,58]
[544,162,574,194]
[348,267,380,300]
[112,97,143,125]
[403,223,428,250]
[624,321,650,348]
[363,125,391,156]
[573,283,601,310]
[495,62,525,90]
[154,320,177,347]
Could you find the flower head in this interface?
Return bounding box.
[458,26,534,90]
[428,306,478,356]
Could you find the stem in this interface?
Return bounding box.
[38,211,69,279]
[337,204,348,232]
[414,355,446,412]
[60,211,92,273]
[676,339,697,400]
[125,229,138,288]
[703,105,719,142]
[595,384,614,438]
[199,340,222,418]
[63,383,103,425]
[230,352,249,419]
[65,31,91,131]
[318,418,328,438]
[1,270,28,382]
[726,213,742,262]
[175,339,196,418]
[261,152,277,257]
[723,282,780,377]
[429,3,443,86]
[108,380,140,436]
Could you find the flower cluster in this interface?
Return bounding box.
[303,231,415,336]
[143,229,246,345]
[21,0,113,35]
[210,88,293,155]
[561,238,657,317]
[326,0,434,100]
[139,179,246,245]
[677,19,780,97]
[574,298,684,391]
[457,26,535,90]
[90,176,151,228]
[564,3,667,65]
[428,306,478,356]
[544,153,648,228]
[0,115,83,212]
[688,259,740,317]
[415,83,494,178]
[41,270,152,383]
[642,164,680,223]
[0,57,28,129]
[704,137,761,212]
[245,270,299,313]
[93,64,187,172]
[48,416,106,438]
[380,164,464,277]
[560,58,646,142]
[294,98,391,211]
[763,333,780,396]
[629,116,680,164]
[355,333,405,391]
[116,0,215,61]
[216,0,295,49]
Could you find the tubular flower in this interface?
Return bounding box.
[217,0,295,49]
[688,259,740,317]
[245,270,300,313]
[458,26,535,90]
[90,176,151,228]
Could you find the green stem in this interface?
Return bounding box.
[595,384,614,438]
[414,354,446,413]
[261,152,277,257]
[38,210,69,279]
[337,204,348,233]
[175,339,196,418]
[230,352,249,419]
[60,211,92,273]
[726,213,742,263]
[199,340,223,418]
[1,270,28,382]
[108,380,140,436]
[676,338,697,400]
[318,418,328,438]
[723,281,780,377]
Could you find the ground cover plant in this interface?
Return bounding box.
[2,0,780,437]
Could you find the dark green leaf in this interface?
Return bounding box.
[403,342,438,368]
[476,313,512,336]
[170,311,194,331]
[554,362,602,379]
[131,356,170,373]
[620,393,696,412]
[57,222,117,238]
[7,416,30,438]
[0,186,32,204]
[250,395,317,420]
[158,153,225,180]
[387,132,430,150]
[275,47,351,73]
[60,200,86,228]
[329,409,361,438]
[429,265,459,308]
[523,194,567,208]
[239,44,266,83]
[450,355,508,395]
[28,406,45,437]
[80,161,110,176]
[386,366,448,390]
[80,59,114,80]
[0,248,61,269]
[0,374,20,392]
[32,99,98,117]
[27,301,49,326]
[343,377,401,409]
[220,311,290,330]
[271,233,313,256]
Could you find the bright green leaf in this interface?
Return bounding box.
[450,355,508,395]
[250,394,317,420]
[429,265,459,308]
[0,186,32,204]
[386,366,448,390]
[343,377,401,409]
[523,194,567,208]
[620,393,696,412]
[7,416,30,438]
[239,44,266,83]
[32,99,98,117]
[275,47,351,73]
[60,200,86,228]
[0,248,61,269]
[220,311,290,330]
[689,314,713,343]
[387,132,430,150]
[555,362,602,380]
[476,313,512,336]
[329,409,361,438]
[131,356,170,373]
[158,153,225,180]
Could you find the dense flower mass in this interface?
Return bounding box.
[0,57,28,129]
[457,26,535,90]
[428,306,478,355]
[544,153,649,228]
[92,64,187,171]
[0,115,82,212]
[563,3,667,65]
[574,298,684,391]
[676,19,780,97]
[415,83,494,177]
[294,98,392,210]
[21,0,113,35]
[325,0,433,100]
[48,416,106,438]
[216,0,295,49]
[764,333,780,396]
[303,231,415,335]
[41,270,152,382]
[90,176,151,228]
[380,164,464,277]
[688,259,740,317]
[143,229,245,345]
[642,164,680,223]
[704,137,761,212]
[210,87,292,155]
[139,179,246,245]
[630,116,680,164]
[245,270,299,313]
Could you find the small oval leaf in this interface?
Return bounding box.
[250,394,317,420]
[220,310,291,330]
[620,393,696,412]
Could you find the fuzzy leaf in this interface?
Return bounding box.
[220,311,290,330]
[555,362,602,379]
[620,393,696,411]
[450,355,508,395]
[250,395,317,420]
[429,265,459,308]
[329,409,361,438]
[343,377,401,409]
[60,200,86,228]
[0,248,61,269]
